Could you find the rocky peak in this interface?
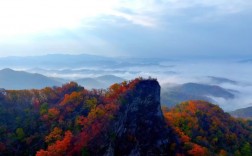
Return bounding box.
[88,79,179,155]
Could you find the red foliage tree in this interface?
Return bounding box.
[36,131,72,156]
[188,144,208,156]
[48,108,60,120]
[0,142,6,152]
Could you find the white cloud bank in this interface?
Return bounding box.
[0,0,251,38]
[0,0,251,57]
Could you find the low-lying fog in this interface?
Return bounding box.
[2,57,252,111]
[163,60,252,111]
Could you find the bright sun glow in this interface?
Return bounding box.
[0,0,119,38]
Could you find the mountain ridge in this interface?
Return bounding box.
[0,79,251,155]
[230,106,252,119]
[161,82,235,107]
[0,68,61,89]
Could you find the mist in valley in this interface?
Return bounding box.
[1,55,251,111]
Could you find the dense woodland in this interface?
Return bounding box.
[0,78,251,156]
[0,79,140,155]
[163,101,252,156]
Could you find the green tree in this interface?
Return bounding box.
[16,128,25,140]
[40,103,48,115]
[234,150,241,156]
[241,142,252,156]
[85,98,97,110]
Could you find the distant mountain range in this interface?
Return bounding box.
[75,75,125,89]
[207,76,238,85]
[1,68,236,104]
[0,54,114,68]
[0,54,168,69]
[0,68,125,90]
[229,106,252,119]
[161,82,235,107]
[0,68,61,90]
[238,59,252,63]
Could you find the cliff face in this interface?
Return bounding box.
[88,79,179,155]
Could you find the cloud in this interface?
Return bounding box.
[112,0,252,24]
[0,0,251,38]
[108,11,157,27]
[0,0,120,37]
[0,0,252,57]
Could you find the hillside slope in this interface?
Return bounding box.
[163,100,252,155]
[0,78,181,156]
[0,68,61,89]
[230,106,252,119]
[0,79,251,156]
[161,83,235,107]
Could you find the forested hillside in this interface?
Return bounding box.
[0,79,251,156]
[163,100,252,156]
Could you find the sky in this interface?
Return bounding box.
[0,0,252,58]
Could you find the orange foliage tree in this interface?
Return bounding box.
[36,131,72,156]
[45,127,63,144]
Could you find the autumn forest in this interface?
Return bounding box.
[0,78,251,156]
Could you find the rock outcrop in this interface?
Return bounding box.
[88,79,180,155]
